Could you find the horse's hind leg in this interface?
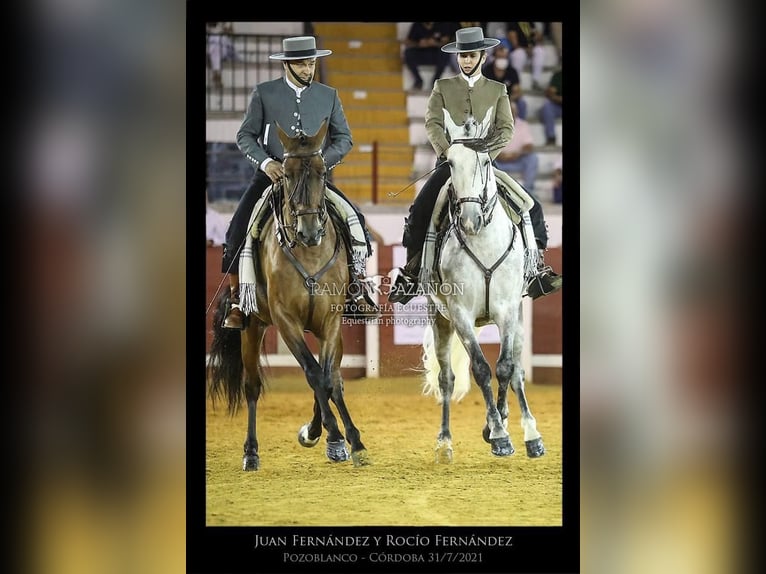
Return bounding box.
[320,328,370,466]
[241,322,267,470]
[452,312,513,457]
[508,306,545,458]
[432,312,456,464]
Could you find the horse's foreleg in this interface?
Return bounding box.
[328,368,371,467]
[484,324,515,453]
[319,326,369,466]
[298,398,322,447]
[241,323,267,470]
[432,312,455,464]
[276,315,346,462]
[453,314,513,457]
[508,307,545,458]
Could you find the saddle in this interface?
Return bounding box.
[246,185,359,259]
[238,184,365,317]
[420,169,536,287]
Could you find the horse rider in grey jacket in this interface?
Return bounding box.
[221,36,378,329]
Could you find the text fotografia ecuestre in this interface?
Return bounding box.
[254,533,513,549]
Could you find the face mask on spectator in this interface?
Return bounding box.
[494,57,509,70]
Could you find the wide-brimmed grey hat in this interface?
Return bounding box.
[441,27,500,53]
[269,36,332,60]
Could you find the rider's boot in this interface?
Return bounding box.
[344,274,381,320]
[526,249,563,299]
[388,244,422,304]
[222,274,245,330]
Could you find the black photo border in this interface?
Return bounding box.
[189,9,579,574]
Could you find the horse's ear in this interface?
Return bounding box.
[312,118,329,147]
[443,109,460,139]
[477,107,494,139]
[275,121,290,148]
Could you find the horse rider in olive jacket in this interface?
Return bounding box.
[388,27,562,304]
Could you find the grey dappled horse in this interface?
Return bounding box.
[421,108,545,463]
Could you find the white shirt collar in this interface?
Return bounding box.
[460,72,483,88]
[285,75,306,96]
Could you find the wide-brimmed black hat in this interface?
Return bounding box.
[269,36,332,60]
[441,27,500,53]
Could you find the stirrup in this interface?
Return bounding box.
[525,267,562,300]
[388,270,419,304]
[223,301,245,330]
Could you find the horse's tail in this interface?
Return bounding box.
[207,287,245,415]
[421,325,474,403]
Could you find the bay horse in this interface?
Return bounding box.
[421,108,546,463]
[207,119,370,471]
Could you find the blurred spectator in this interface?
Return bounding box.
[444,21,487,37]
[206,22,239,88]
[536,22,561,66]
[481,38,528,119]
[552,154,562,203]
[493,101,539,194]
[403,22,453,91]
[540,65,562,145]
[506,22,546,90]
[486,21,508,39]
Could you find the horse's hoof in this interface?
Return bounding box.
[242,453,260,471]
[351,449,371,467]
[297,424,320,447]
[482,425,491,443]
[326,439,350,462]
[525,437,546,458]
[490,437,515,457]
[435,441,453,464]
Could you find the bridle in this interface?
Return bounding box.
[280,148,329,242]
[447,138,499,227]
